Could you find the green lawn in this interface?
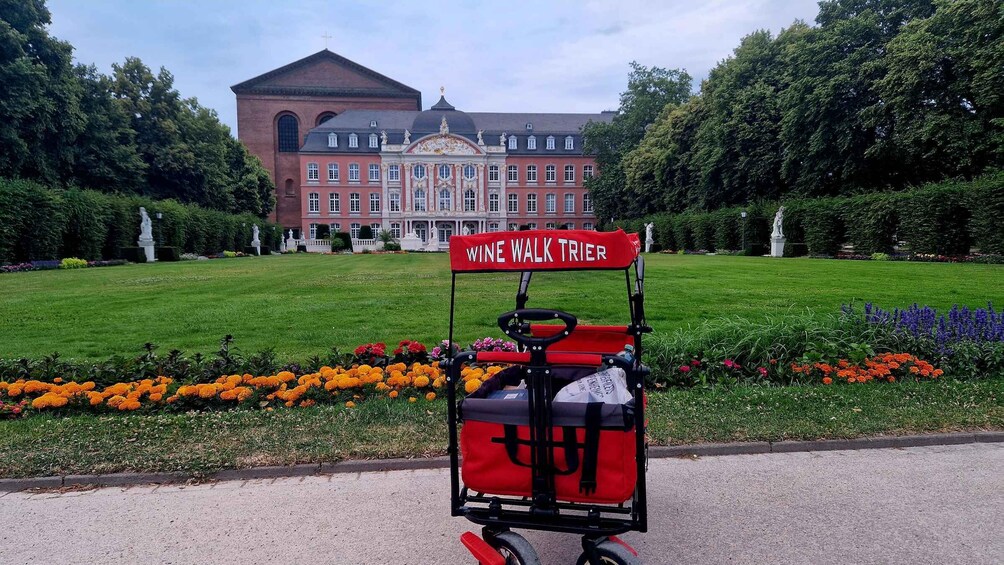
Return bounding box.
[1,379,999,478]
[1,253,1000,361]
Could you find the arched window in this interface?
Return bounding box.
[463,165,476,180]
[284,178,295,195]
[439,189,452,211]
[414,189,426,211]
[316,112,337,126]
[438,164,451,179]
[413,164,426,179]
[277,115,299,152]
[464,189,476,212]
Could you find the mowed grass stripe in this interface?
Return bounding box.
[0,253,1000,360]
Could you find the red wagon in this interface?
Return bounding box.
[444,229,650,565]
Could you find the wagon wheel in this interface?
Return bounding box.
[576,539,643,565]
[484,531,541,565]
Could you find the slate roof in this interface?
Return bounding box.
[301,101,615,155]
[230,50,421,105]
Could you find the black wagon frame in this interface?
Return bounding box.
[443,253,652,539]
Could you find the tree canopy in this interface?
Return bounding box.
[590,0,1003,219]
[0,0,274,216]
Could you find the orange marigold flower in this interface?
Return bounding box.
[345,401,356,408]
[389,390,399,399]
[425,392,436,401]
[464,379,482,394]
[822,377,833,385]
[414,375,431,388]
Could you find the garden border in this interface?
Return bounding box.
[1,431,1000,492]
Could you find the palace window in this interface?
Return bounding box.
[546,136,555,150]
[371,223,381,235]
[368,164,380,182]
[350,223,361,238]
[488,165,499,182]
[565,136,574,150]
[277,115,298,153]
[526,165,537,183]
[330,223,341,233]
[327,133,338,148]
[329,193,340,213]
[583,222,594,231]
[583,165,594,179]
[327,163,339,182]
[388,165,400,182]
[507,165,518,182]
[308,192,319,213]
[527,136,536,150]
[348,163,360,182]
[370,193,380,213]
[414,164,426,179]
[508,193,518,213]
[527,222,537,230]
[546,222,556,230]
[508,136,517,150]
[307,163,319,182]
[389,192,400,212]
[464,189,476,212]
[545,193,556,213]
[309,223,318,239]
[370,120,378,128]
[439,189,452,211]
[391,223,401,238]
[369,133,379,148]
[508,223,518,231]
[564,164,575,183]
[463,164,476,180]
[348,133,358,148]
[438,223,453,243]
[583,192,593,213]
[349,192,360,213]
[545,165,556,183]
[564,222,575,230]
[564,193,575,213]
[488,222,500,232]
[438,164,451,179]
[414,189,427,212]
[488,193,499,212]
[527,193,537,213]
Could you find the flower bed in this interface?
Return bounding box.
[1,259,127,274]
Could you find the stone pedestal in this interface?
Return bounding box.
[400,232,423,252]
[286,237,297,251]
[138,237,156,262]
[770,236,786,258]
[251,238,261,256]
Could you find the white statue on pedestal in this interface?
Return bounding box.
[251,224,261,255]
[403,129,411,144]
[770,206,786,258]
[380,130,388,145]
[500,132,507,147]
[477,130,485,146]
[644,223,654,253]
[137,207,155,262]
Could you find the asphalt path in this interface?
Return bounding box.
[1,443,1000,564]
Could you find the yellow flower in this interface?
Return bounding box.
[389,390,399,399]
[345,401,356,408]
[408,397,417,403]
[414,375,430,388]
[464,379,482,394]
[425,392,436,401]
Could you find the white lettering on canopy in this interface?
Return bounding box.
[465,236,609,265]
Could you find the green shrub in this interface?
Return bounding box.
[898,183,970,255]
[384,242,402,251]
[689,214,715,251]
[843,193,898,254]
[119,247,147,263]
[670,215,692,251]
[156,247,181,261]
[331,232,352,252]
[314,224,331,240]
[789,198,844,256]
[871,252,891,261]
[711,208,741,251]
[358,225,374,240]
[59,257,88,269]
[963,172,1004,254]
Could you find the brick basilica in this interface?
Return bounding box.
[232,50,610,247]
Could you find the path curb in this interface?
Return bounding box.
[3,431,1000,493]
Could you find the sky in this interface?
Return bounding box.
[47,0,821,135]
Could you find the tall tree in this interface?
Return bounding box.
[583,62,692,222]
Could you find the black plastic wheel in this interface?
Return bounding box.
[486,531,542,565]
[576,540,643,565]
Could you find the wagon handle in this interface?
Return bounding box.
[497,308,577,349]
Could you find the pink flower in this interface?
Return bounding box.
[758,367,768,377]
[690,359,701,367]
[679,365,691,373]
[723,359,735,369]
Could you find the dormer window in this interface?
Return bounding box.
[546,136,555,150]
[369,133,379,148]
[565,136,574,150]
[348,133,358,148]
[370,120,378,128]
[327,133,338,148]
[525,123,533,131]
[508,136,518,150]
[527,136,536,150]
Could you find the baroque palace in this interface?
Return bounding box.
[232,50,610,247]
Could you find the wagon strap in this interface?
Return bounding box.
[579,402,603,495]
[496,425,580,475]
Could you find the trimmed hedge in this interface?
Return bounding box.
[0,179,281,264]
[613,173,1003,256]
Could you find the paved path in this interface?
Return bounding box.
[1,443,1001,564]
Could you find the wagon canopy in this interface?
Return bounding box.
[449,229,641,273]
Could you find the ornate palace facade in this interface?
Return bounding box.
[233,51,610,246]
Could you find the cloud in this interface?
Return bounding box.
[46,0,819,133]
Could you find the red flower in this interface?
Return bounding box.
[723,359,735,369]
[758,367,768,377]
[690,359,701,367]
[408,342,426,353]
[679,365,691,373]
